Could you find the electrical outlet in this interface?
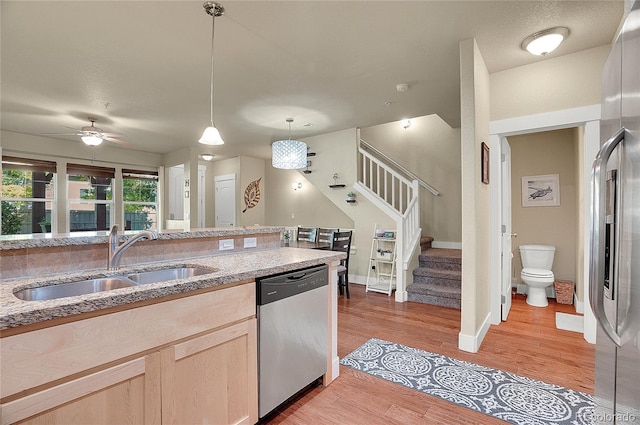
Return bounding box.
[244,237,257,248]
[219,239,234,251]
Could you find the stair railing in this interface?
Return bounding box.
[356,139,431,301]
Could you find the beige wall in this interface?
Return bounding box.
[359,115,462,243]
[509,128,578,289]
[490,45,609,121]
[459,39,491,352]
[238,156,265,226]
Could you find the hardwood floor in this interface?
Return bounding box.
[263,284,595,424]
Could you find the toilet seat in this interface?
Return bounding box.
[521,268,554,279]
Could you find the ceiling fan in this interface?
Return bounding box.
[42,117,130,147]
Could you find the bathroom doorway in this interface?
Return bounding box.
[489,105,600,342]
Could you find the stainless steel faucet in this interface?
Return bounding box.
[108,225,158,270]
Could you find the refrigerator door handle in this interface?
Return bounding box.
[590,127,625,347]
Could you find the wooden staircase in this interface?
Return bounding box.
[408,245,462,309]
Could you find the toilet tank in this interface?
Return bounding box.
[519,245,555,270]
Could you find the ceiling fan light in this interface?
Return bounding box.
[81,135,103,146]
[272,139,308,169]
[522,27,569,56]
[199,126,224,145]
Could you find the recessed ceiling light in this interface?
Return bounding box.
[521,27,569,56]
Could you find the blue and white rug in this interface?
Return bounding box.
[340,338,595,425]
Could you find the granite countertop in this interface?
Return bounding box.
[0,226,283,250]
[0,247,344,330]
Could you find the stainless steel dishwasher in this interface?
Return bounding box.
[256,264,328,418]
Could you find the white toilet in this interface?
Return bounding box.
[519,245,555,307]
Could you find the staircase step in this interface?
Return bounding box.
[418,248,461,271]
[420,236,434,251]
[412,268,461,288]
[407,283,461,309]
[410,247,462,309]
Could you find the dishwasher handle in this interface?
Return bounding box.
[257,265,328,305]
[286,272,309,280]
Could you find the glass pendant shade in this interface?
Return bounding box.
[272,139,308,169]
[81,135,103,146]
[199,126,224,145]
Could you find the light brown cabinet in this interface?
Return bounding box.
[1,283,257,425]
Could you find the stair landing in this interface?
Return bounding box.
[408,247,461,309]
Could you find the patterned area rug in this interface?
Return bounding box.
[340,338,594,425]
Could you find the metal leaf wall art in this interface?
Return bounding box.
[242,177,261,213]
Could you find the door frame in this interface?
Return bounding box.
[489,104,600,343]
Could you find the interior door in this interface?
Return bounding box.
[215,174,236,227]
[168,166,184,220]
[198,166,205,228]
[501,137,513,321]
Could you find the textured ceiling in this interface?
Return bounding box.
[0,1,623,161]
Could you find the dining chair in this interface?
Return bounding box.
[317,227,339,245]
[296,226,318,243]
[330,230,352,299]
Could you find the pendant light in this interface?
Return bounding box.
[199,2,224,145]
[272,118,307,169]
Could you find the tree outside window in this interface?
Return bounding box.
[123,170,158,230]
[1,157,56,235]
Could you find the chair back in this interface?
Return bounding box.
[296,226,318,242]
[317,227,339,245]
[331,231,352,258]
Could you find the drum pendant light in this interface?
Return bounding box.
[272,118,307,169]
[199,2,225,145]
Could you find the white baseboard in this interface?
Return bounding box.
[458,312,491,353]
[350,275,367,285]
[432,241,462,249]
[574,292,584,314]
[331,356,340,381]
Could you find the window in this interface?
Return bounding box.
[122,169,158,230]
[67,163,114,232]
[1,156,56,235]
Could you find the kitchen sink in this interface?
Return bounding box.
[14,266,217,302]
[13,277,135,301]
[126,266,216,285]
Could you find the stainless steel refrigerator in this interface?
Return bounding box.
[590,1,640,423]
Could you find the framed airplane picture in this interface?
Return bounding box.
[521,174,560,207]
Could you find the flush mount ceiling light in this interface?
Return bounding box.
[199,1,225,145]
[521,27,569,56]
[272,118,307,170]
[200,154,214,161]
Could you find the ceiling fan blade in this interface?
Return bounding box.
[41,132,82,136]
[104,137,133,147]
[101,131,126,138]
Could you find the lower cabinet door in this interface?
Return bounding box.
[161,318,258,425]
[4,353,161,425]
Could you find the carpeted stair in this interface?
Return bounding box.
[408,247,462,309]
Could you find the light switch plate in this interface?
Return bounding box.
[244,237,257,248]
[219,239,234,250]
